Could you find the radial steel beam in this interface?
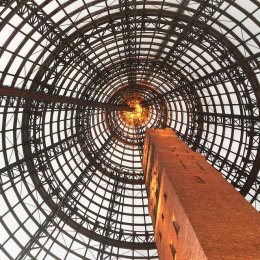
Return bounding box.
[0,86,132,111]
[142,52,260,107]
[16,212,57,260]
[178,0,190,14]
[0,133,79,175]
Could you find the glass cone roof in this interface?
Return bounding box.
[0,0,260,259]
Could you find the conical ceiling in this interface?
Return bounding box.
[0,1,260,259]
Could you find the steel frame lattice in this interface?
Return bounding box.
[0,1,260,259]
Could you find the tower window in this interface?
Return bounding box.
[161,213,165,221]
[159,231,162,241]
[173,221,180,236]
[170,240,176,259]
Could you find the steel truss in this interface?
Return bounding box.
[0,0,260,259]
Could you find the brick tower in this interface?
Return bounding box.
[142,128,260,260]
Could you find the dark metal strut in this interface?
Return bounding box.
[0,86,133,112]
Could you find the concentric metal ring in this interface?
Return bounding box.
[0,1,259,259]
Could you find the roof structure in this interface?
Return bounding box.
[0,1,259,259]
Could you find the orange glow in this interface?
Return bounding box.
[124,100,142,121]
[121,98,149,126]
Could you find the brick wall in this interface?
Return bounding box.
[143,128,260,260]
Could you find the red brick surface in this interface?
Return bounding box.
[143,128,260,260]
